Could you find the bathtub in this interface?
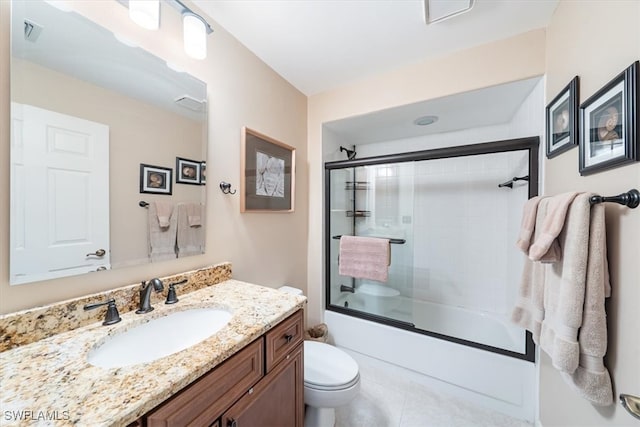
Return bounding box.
[324,308,537,422]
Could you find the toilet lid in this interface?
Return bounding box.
[304,341,359,388]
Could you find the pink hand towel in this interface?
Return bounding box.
[338,236,390,282]
[529,191,579,262]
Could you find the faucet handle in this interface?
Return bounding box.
[165,279,188,304]
[84,298,121,326]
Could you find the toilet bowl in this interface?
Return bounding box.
[277,286,360,427]
[304,340,360,427]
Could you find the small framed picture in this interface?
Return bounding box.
[140,164,172,195]
[176,157,201,185]
[546,76,579,158]
[200,161,206,185]
[579,61,638,175]
[241,127,295,212]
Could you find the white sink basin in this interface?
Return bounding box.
[87,308,233,369]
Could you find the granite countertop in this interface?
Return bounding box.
[0,280,306,426]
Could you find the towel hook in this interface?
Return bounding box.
[219,182,237,195]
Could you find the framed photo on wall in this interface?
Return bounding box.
[140,164,172,195]
[546,76,579,158]
[579,61,638,175]
[176,157,201,185]
[241,127,295,212]
[200,161,207,185]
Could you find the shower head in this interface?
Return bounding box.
[340,146,356,160]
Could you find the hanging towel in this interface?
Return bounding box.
[512,193,613,406]
[528,191,579,262]
[186,203,201,227]
[516,196,543,253]
[148,202,177,262]
[154,201,174,228]
[176,203,204,257]
[338,235,390,282]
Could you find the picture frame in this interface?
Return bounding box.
[579,61,638,175]
[241,127,295,212]
[200,161,207,185]
[546,76,579,158]
[176,157,201,185]
[140,164,172,195]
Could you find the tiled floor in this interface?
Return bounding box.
[335,348,532,427]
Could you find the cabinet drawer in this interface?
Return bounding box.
[146,339,264,427]
[265,310,303,373]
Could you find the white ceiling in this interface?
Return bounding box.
[195,0,559,96]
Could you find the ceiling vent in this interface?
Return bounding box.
[424,0,474,25]
[24,19,44,42]
[174,95,206,112]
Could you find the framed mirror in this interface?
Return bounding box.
[9,0,208,285]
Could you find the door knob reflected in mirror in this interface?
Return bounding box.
[95,266,107,271]
[86,249,106,257]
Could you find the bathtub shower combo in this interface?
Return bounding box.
[324,138,540,421]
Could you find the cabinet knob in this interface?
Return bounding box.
[284,334,293,343]
[227,418,238,427]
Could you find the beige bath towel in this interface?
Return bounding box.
[514,193,613,406]
[559,200,612,406]
[176,203,204,257]
[154,201,174,228]
[529,191,579,262]
[148,202,177,261]
[516,196,543,253]
[338,235,390,282]
[186,203,201,227]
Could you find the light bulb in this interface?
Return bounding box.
[129,0,159,30]
[183,13,207,60]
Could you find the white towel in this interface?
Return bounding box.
[176,203,204,257]
[338,235,390,282]
[148,202,177,261]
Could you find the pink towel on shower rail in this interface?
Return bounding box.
[338,235,390,282]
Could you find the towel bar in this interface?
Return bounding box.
[620,394,640,420]
[589,189,639,208]
[139,201,149,208]
[498,175,529,189]
[332,235,406,244]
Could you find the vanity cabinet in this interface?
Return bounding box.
[143,310,304,427]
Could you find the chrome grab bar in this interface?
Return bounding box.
[620,394,640,421]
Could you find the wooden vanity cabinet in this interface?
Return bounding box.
[143,310,304,427]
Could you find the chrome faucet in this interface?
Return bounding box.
[136,278,164,314]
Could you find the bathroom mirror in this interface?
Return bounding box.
[9,0,208,285]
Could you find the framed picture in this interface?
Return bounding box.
[140,164,172,195]
[241,127,295,212]
[579,61,638,175]
[546,76,579,158]
[200,161,206,185]
[176,157,201,185]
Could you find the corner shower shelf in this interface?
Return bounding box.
[332,235,406,244]
[346,210,371,218]
[345,181,370,190]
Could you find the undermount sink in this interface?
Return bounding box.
[87,308,233,369]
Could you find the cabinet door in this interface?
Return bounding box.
[221,343,303,427]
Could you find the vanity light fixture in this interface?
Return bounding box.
[129,0,160,30]
[124,0,213,60]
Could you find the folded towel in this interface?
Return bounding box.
[186,203,201,227]
[529,191,579,262]
[338,236,389,282]
[516,196,543,253]
[154,201,174,228]
[148,202,177,261]
[176,203,204,257]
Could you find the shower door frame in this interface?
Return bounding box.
[324,136,539,362]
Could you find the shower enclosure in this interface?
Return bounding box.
[325,137,538,361]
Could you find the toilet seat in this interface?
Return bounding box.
[304,341,359,390]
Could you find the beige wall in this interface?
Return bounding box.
[0,0,308,314]
[306,29,546,325]
[541,1,640,425]
[12,58,204,269]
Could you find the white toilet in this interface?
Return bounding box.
[278,286,361,427]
